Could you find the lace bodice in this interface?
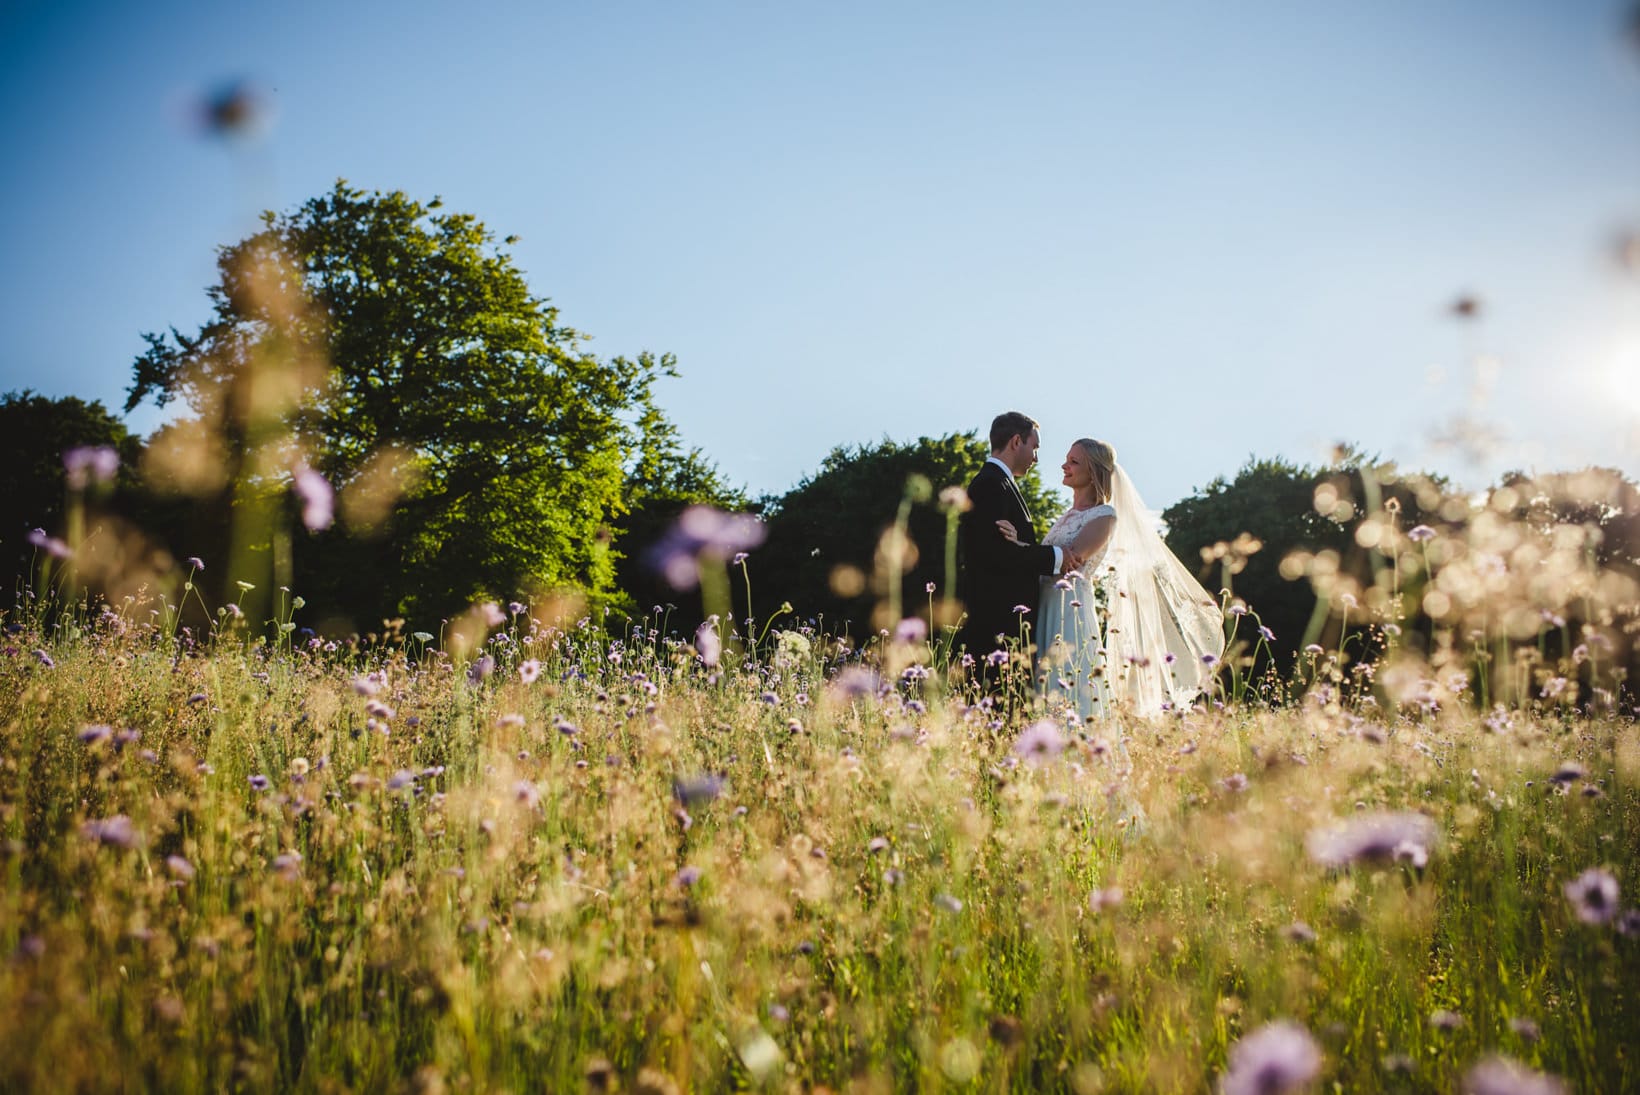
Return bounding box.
[1043,503,1117,572]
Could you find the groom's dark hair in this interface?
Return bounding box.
[989,411,1038,453]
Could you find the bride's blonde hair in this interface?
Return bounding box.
[1075,438,1116,504]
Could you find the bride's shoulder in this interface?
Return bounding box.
[1090,503,1117,520]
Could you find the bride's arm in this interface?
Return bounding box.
[1071,514,1116,563]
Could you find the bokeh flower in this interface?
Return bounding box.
[1218,1021,1321,1095]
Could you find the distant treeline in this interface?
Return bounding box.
[6,182,1639,700]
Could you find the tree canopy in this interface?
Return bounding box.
[127,181,675,625]
[751,433,1062,640]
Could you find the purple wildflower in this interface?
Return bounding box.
[77,724,113,745]
[467,655,495,683]
[934,893,963,913]
[1429,1009,1465,1032]
[1258,626,1276,642]
[185,556,206,571]
[894,617,928,644]
[386,769,416,791]
[80,815,139,849]
[1011,604,1032,614]
[831,666,881,699]
[26,529,72,559]
[986,649,1010,668]
[271,852,302,880]
[674,865,702,888]
[514,781,541,809]
[1088,887,1124,913]
[1461,1057,1566,1095]
[1218,1021,1322,1095]
[165,855,196,880]
[1306,811,1437,869]
[291,464,334,531]
[673,774,726,806]
[1221,773,1249,793]
[1012,719,1066,766]
[32,650,55,669]
[519,659,541,684]
[63,445,119,489]
[248,774,271,792]
[1563,868,1620,925]
[644,505,767,590]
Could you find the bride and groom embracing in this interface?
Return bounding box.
[954,411,1224,720]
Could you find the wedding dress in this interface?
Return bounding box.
[1037,465,1224,719]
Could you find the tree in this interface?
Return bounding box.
[127,181,672,626]
[1163,451,1442,674]
[0,391,139,600]
[611,401,747,624]
[751,433,1061,641]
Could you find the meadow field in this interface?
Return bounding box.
[1,595,1635,1093]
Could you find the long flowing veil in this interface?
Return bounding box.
[1103,465,1225,716]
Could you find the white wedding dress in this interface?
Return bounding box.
[1039,503,1117,721]
[1036,466,1226,720]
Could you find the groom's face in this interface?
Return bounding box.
[1008,429,1040,476]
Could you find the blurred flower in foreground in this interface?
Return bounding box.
[1306,811,1437,869]
[1461,1056,1566,1095]
[292,464,334,531]
[695,617,722,667]
[80,815,138,849]
[197,79,268,138]
[1012,719,1066,766]
[645,505,765,590]
[1218,1021,1321,1095]
[26,528,71,560]
[63,445,118,490]
[1563,868,1620,925]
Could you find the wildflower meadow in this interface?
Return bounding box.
[1,536,1636,1093]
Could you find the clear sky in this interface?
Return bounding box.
[4,0,1639,514]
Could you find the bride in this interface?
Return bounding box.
[999,438,1224,719]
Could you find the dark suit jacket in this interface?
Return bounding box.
[956,461,1058,657]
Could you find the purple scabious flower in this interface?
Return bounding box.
[519,659,541,684]
[1218,1021,1322,1095]
[1461,1056,1566,1095]
[894,617,928,644]
[185,556,206,571]
[1563,868,1620,925]
[673,774,726,806]
[1087,887,1123,913]
[467,655,496,684]
[291,464,334,531]
[1258,626,1276,642]
[1306,811,1437,869]
[63,445,119,489]
[514,781,541,809]
[26,529,72,559]
[77,724,113,745]
[32,650,55,669]
[81,815,139,849]
[986,649,1010,668]
[248,774,271,792]
[830,666,882,699]
[165,855,196,880]
[386,769,416,791]
[1407,524,1436,542]
[674,865,702,888]
[644,505,766,590]
[1012,719,1066,766]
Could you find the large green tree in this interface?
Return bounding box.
[127,181,673,625]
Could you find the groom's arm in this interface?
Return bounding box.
[963,475,1057,580]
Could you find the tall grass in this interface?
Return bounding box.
[1,605,1634,1092]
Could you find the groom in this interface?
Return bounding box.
[956,411,1078,672]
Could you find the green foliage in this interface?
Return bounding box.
[0,391,138,594]
[1,612,1636,1092]
[611,401,747,623]
[752,433,1061,637]
[126,181,670,625]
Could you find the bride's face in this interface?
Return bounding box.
[1061,447,1092,489]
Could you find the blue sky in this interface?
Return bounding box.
[3,0,1639,513]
